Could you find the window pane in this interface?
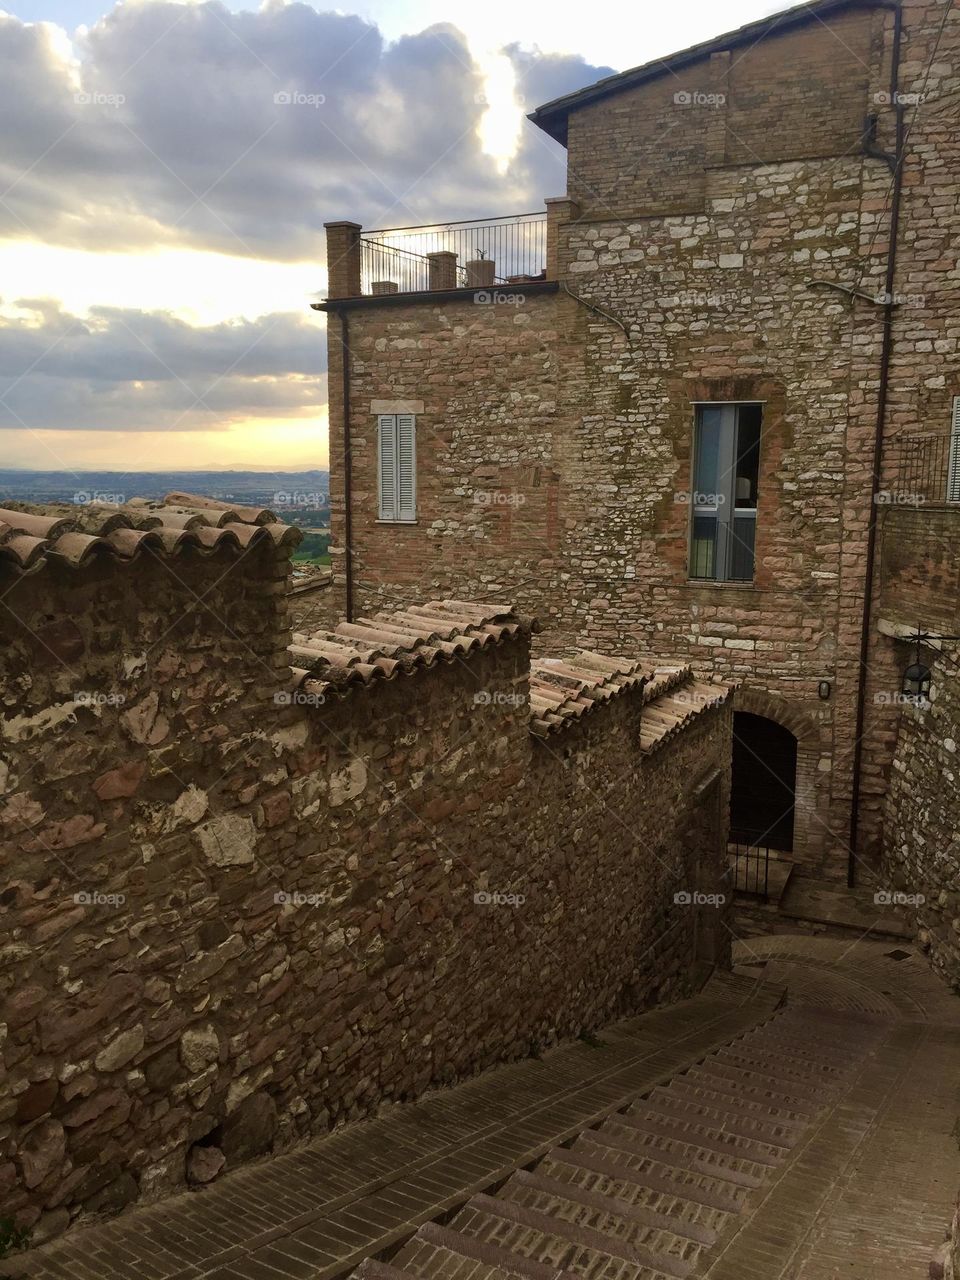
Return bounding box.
[734,405,761,508]
[690,515,718,579]
[729,515,756,580]
[694,407,723,497]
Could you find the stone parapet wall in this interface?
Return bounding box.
[0,546,733,1241]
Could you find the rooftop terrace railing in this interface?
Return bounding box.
[358,212,547,295]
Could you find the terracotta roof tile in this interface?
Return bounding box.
[640,673,737,753]
[528,650,648,736]
[290,600,535,694]
[0,493,300,576]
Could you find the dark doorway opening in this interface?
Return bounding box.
[730,712,797,850]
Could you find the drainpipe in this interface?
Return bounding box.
[847,0,904,887]
[340,309,354,623]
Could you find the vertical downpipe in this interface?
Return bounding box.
[340,309,354,624]
[847,2,904,887]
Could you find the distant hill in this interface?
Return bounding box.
[0,469,329,507]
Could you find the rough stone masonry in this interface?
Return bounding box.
[0,496,733,1241]
[319,0,960,889]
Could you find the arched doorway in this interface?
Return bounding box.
[731,712,797,850]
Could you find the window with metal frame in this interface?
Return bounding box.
[689,403,762,582]
[948,396,960,503]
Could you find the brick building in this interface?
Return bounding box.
[316,0,960,887]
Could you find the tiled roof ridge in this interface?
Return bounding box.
[0,494,301,575]
[289,599,537,694]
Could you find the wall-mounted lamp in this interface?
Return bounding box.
[818,680,831,701]
[899,624,960,704]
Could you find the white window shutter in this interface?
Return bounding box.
[378,415,397,519]
[948,396,960,503]
[396,414,416,520]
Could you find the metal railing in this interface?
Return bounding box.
[730,836,770,900]
[360,212,547,295]
[889,431,960,505]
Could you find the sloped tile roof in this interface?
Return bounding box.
[640,673,737,753]
[528,651,647,736]
[290,600,537,694]
[0,492,300,575]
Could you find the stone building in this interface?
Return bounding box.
[0,495,734,1236]
[316,0,960,896]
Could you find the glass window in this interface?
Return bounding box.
[690,404,761,582]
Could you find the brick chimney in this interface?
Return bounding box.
[427,251,458,291]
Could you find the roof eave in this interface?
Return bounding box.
[527,0,893,145]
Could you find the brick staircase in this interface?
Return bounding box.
[353,1006,882,1280]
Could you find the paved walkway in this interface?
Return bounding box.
[6,935,959,1280]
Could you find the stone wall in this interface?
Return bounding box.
[879,506,960,993]
[0,544,733,1240]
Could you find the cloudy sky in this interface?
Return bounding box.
[1,0,792,471]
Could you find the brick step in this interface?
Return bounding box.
[596,1119,768,1189]
[446,1192,684,1280]
[538,1149,729,1240]
[712,1046,849,1087]
[698,1056,838,1104]
[355,1261,421,1280]
[641,1087,805,1146]
[742,1030,868,1066]
[677,1066,821,1117]
[727,1033,854,1071]
[498,1167,709,1262]
[611,1107,787,1167]
[570,1133,750,1214]
[392,1221,580,1280]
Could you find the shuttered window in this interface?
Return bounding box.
[377,414,416,521]
[948,397,960,503]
